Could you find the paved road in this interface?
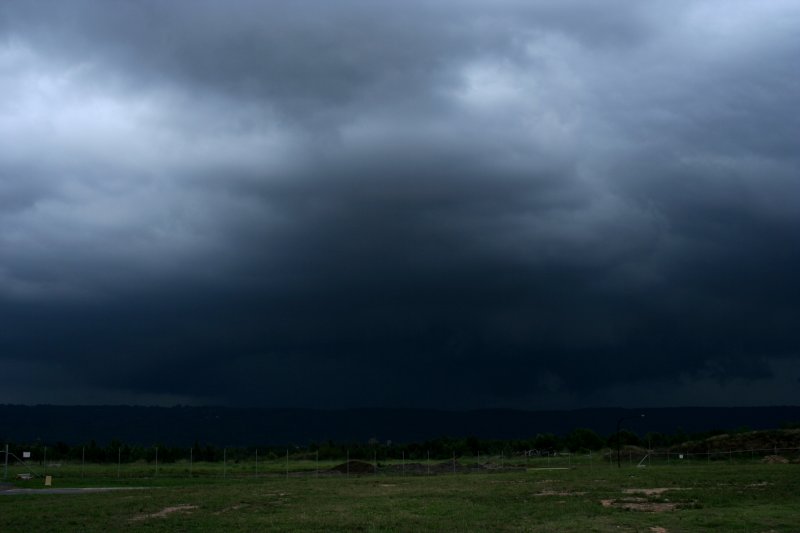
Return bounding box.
[0,486,149,495]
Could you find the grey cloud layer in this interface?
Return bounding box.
[1,1,799,407]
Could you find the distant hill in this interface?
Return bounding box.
[1,405,798,446]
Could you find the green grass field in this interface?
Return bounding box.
[2,460,799,531]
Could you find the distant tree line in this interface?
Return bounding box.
[4,423,792,464]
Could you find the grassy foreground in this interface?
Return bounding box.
[2,464,799,531]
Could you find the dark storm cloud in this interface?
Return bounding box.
[1,1,799,408]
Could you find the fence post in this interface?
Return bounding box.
[155,447,159,476]
[224,448,227,479]
[285,449,289,480]
[346,450,349,478]
[3,444,8,481]
[255,449,258,478]
[316,450,319,478]
[117,447,121,479]
[402,451,405,476]
[81,446,85,479]
[190,448,193,477]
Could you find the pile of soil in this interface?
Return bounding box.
[675,429,800,454]
[761,455,789,464]
[381,461,482,475]
[327,460,524,476]
[329,460,377,474]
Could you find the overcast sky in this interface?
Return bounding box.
[1,1,799,409]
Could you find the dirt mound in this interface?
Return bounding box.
[329,460,376,474]
[761,455,789,464]
[383,460,490,475]
[387,461,527,475]
[675,429,800,454]
[328,460,524,476]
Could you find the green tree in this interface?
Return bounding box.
[565,428,604,452]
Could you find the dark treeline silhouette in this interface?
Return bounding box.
[7,424,795,464]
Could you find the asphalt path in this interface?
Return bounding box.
[0,485,149,495]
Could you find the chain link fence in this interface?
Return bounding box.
[4,444,799,482]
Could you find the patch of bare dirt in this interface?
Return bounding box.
[214,503,248,515]
[536,490,586,496]
[603,500,678,512]
[650,527,668,533]
[761,455,788,464]
[130,504,197,521]
[623,487,685,495]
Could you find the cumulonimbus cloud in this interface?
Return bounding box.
[0,1,798,407]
